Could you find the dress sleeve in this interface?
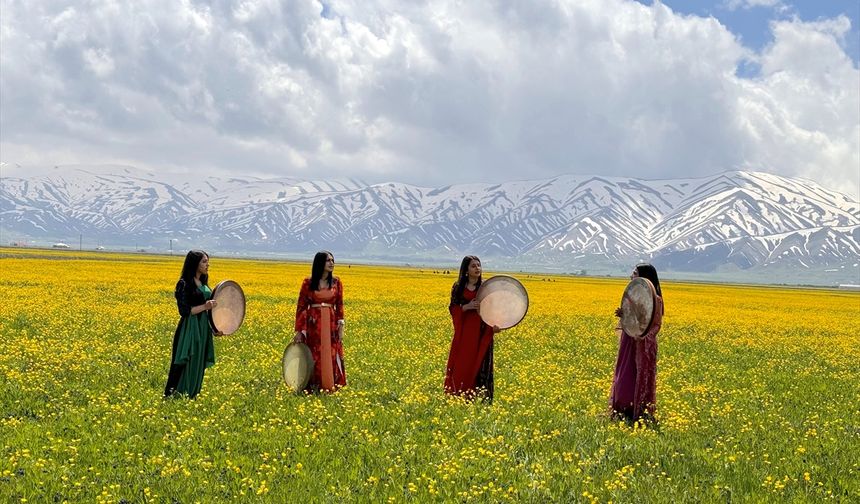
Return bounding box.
[294,278,309,333]
[175,279,191,317]
[335,278,344,323]
[449,282,463,327]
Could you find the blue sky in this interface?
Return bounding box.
[649,0,860,62]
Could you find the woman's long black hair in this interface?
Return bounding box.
[635,263,664,313]
[452,255,482,304]
[310,251,334,291]
[180,250,209,287]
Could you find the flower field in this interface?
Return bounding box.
[1,248,858,502]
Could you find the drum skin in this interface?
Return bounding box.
[476,275,529,329]
[282,342,314,392]
[620,277,656,338]
[210,280,246,335]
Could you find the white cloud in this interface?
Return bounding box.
[735,15,860,196]
[1,0,857,197]
[82,48,116,77]
[725,0,783,11]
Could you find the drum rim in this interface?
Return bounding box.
[476,274,529,329]
[282,342,314,391]
[621,277,656,337]
[210,279,246,335]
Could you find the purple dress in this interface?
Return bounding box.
[609,296,663,420]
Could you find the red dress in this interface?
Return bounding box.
[445,285,495,400]
[295,277,346,391]
[609,296,663,420]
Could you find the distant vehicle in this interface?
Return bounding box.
[95,246,105,250]
[52,243,71,249]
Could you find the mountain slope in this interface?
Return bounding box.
[1,165,857,282]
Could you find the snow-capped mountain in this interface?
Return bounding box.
[1,165,858,283]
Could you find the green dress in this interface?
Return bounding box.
[174,284,216,398]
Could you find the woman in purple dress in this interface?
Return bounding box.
[609,263,664,422]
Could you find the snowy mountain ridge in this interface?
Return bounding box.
[1,165,858,282]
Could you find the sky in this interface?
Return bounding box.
[1,0,858,197]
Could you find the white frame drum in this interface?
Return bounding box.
[476,275,529,329]
[210,280,246,336]
[282,342,314,392]
[620,277,656,338]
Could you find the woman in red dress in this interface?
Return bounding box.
[293,251,346,392]
[609,263,664,422]
[444,255,501,402]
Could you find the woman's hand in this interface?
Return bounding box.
[462,299,480,311]
[293,331,305,344]
[205,299,218,311]
[336,320,345,342]
[614,307,623,318]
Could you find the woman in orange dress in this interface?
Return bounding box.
[293,251,346,392]
[444,255,501,402]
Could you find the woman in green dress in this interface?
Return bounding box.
[164,250,219,398]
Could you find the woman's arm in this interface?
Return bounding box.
[335,279,345,341]
[190,300,214,316]
[175,279,215,316]
[175,280,192,317]
[336,278,345,325]
[294,278,309,334]
[449,283,463,327]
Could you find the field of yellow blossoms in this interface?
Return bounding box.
[1,248,858,502]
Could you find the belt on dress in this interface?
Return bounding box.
[310,303,334,308]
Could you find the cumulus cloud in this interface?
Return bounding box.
[0,0,857,197]
[724,0,785,11]
[734,15,859,195]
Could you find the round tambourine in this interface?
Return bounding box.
[282,342,314,392]
[619,277,656,338]
[476,275,529,330]
[210,280,246,335]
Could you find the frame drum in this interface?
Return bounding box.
[282,342,314,392]
[210,280,246,335]
[476,275,529,329]
[620,277,656,338]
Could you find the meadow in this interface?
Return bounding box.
[0,248,858,503]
